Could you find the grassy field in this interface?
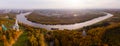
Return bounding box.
[26,12,106,25]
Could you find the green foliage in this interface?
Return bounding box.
[44,23,120,46]
[13,32,28,46]
[27,29,47,46]
[0,13,16,19]
[1,10,120,46]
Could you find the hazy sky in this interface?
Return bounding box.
[0,0,120,9]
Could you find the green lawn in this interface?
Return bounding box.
[13,31,28,46]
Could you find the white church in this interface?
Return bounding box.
[13,19,19,31]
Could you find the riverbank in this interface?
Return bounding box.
[17,12,113,30]
[26,12,106,25]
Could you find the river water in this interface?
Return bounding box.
[17,12,113,30]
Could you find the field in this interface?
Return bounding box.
[26,10,106,25]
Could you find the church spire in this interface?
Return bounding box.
[13,19,19,31]
[15,19,18,26]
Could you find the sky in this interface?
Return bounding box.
[0,0,120,9]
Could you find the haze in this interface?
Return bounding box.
[0,0,120,9]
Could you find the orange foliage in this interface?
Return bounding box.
[9,37,15,46]
[1,31,23,46]
[2,35,10,46]
[0,26,2,31]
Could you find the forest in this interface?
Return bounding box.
[0,9,120,46]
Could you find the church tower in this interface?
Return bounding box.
[13,19,19,31]
[82,30,87,36]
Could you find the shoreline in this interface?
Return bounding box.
[25,13,107,25]
[17,12,113,30]
[26,15,106,25]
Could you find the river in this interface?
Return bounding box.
[17,12,113,30]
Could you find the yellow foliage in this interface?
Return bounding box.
[40,34,46,46]
[14,31,22,39]
[103,44,108,46]
[9,37,15,46]
[1,30,23,46]
[0,26,2,31]
[2,35,10,46]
